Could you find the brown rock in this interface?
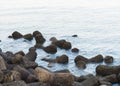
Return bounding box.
[0,56,6,70]
[104,56,113,64]
[23,34,33,41]
[35,34,46,45]
[56,54,69,64]
[50,37,57,42]
[74,55,89,63]
[89,54,103,63]
[33,30,43,37]
[3,81,27,86]
[12,31,23,39]
[75,61,86,69]
[43,45,57,54]
[12,54,23,64]
[96,65,120,76]
[25,50,37,61]
[71,48,79,53]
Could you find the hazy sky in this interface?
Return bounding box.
[0,0,120,10]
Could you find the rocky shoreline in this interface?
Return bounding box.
[0,30,119,86]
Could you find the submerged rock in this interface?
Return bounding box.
[56,54,69,64]
[43,45,57,54]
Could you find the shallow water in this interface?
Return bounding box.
[0,0,120,85]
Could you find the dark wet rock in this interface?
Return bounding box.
[74,55,89,63]
[33,30,43,37]
[0,70,4,83]
[2,81,27,86]
[12,31,23,39]
[29,47,36,52]
[54,69,70,73]
[26,74,37,83]
[0,56,6,70]
[75,74,94,82]
[53,39,72,50]
[43,45,57,54]
[23,34,33,41]
[15,51,25,56]
[72,34,78,37]
[22,59,38,69]
[27,82,41,86]
[89,54,103,63]
[101,74,117,84]
[49,37,57,42]
[117,73,120,83]
[35,34,46,45]
[75,61,86,69]
[56,54,69,64]
[25,50,37,61]
[8,35,13,38]
[71,48,79,53]
[34,67,74,86]
[104,56,113,64]
[12,54,23,64]
[96,65,120,76]
[13,65,30,81]
[34,44,43,48]
[41,58,55,63]
[5,51,14,57]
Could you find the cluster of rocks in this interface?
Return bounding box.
[0,30,118,86]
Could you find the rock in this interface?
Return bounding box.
[29,47,36,52]
[96,65,120,76]
[54,69,70,73]
[5,51,14,57]
[13,65,30,81]
[72,34,78,37]
[41,58,56,63]
[34,67,74,86]
[99,81,112,86]
[15,51,25,56]
[89,54,103,63]
[12,31,23,39]
[12,54,23,64]
[2,81,27,86]
[71,48,79,53]
[47,62,55,68]
[74,55,89,63]
[3,70,21,82]
[101,74,117,84]
[26,74,37,83]
[23,34,33,41]
[35,34,46,45]
[75,61,86,69]
[104,56,113,64]
[54,40,72,50]
[0,56,6,70]
[8,35,13,38]
[33,30,43,37]
[25,50,37,61]
[50,37,57,42]
[43,45,57,54]
[0,70,4,83]
[56,54,69,64]
[116,73,120,83]
[27,82,41,86]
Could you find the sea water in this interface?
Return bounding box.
[0,0,120,85]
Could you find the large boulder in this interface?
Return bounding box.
[104,56,113,64]
[0,56,6,70]
[74,55,89,63]
[96,65,120,76]
[34,67,74,86]
[43,45,57,54]
[56,54,69,64]
[89,54,103,63]
[25,50,37,61]
[12,31,23,39]
[23,34,33,41]
[12,54,23,64]
[75,61,86,69]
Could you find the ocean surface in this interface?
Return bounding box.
[0,0,120,85]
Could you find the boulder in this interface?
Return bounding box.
[71,48,79,53]
[74,55,89,63]
[0,56,6,70]
[15,51,25,56]
[26,74,37,83]
[34,67,74,86]
[13,65,30,81]
[25,50,37,61]
[29,47,36,52]
[56,54,69,64]
[35,34,46,44]
[12,54,23,64]
[49,37,57,42]
[75,61,86,69]
[96,65,120,76]
[2,81,27,86]
[33,30,43,37]
[89,54,103,63]
[12,31,23,39]
[104,56,113,64]
[23,34,33,41]
[43,45,57,54]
